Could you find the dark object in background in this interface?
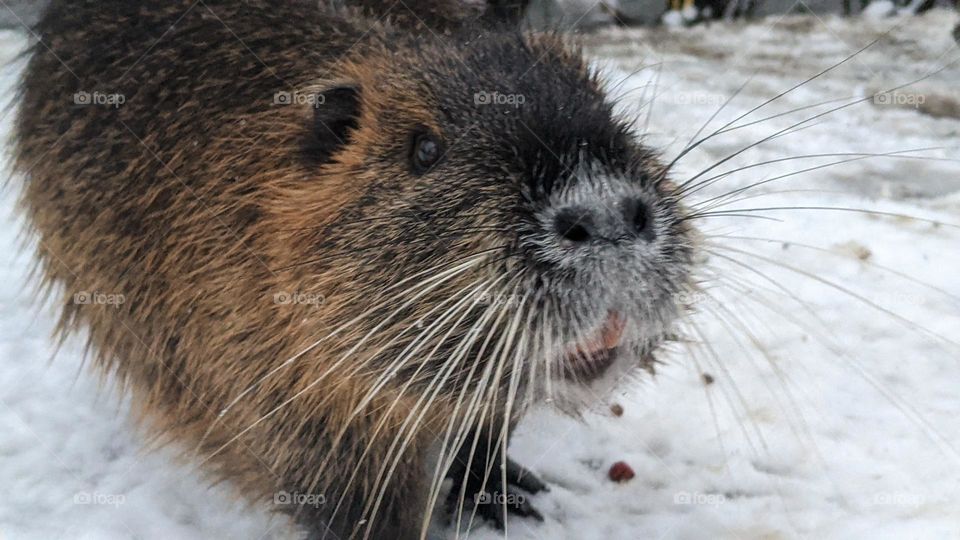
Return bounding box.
[487,0,532,22]
[843,0,936,15]
[0,0,47,29]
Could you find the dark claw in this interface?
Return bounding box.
[506,457,549,495]
[446,432,549,529]
[473,486,544,529]
[510,491,544,521]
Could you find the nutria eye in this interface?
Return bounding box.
[411,133,441,174]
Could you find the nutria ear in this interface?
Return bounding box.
[304,83,361,164]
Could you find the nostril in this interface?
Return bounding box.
[554,207,593,243]
[563,223,591,243]
[624,198,653,239]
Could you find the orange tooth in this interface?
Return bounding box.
[602,312,626,350]
[568,312,625,358]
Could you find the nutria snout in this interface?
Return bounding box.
[13,1,694,537]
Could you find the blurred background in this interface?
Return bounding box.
[525,0,959,27]
[3,0,958,29]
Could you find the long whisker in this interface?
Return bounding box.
[352,278,495,537]
[198,257,484,464]
[460,289,528,534]
[682,71,757,153]
[707,243,960,352]
[700,293,817,451]
[683,148,950,205]
[201,255,486,441]
[683,318,766,456]
[273,244,509,273]
[688,206,960,229]
[674,57,960,193]
[704,269,960,463]
[497,290,535,536]
[675,322,731,474]
[714,235,960,308]
[665,21,915,175]
[421,276,524,536]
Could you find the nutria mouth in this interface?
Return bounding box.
[563,312,626,380]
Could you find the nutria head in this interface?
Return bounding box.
[259,30,694,412]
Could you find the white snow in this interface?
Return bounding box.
[862,0,897,19]
[662,10,687,27]
[1,10,959,540]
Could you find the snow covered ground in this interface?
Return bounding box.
[1,10,959,540]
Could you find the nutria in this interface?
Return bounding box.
[12,0,695,538]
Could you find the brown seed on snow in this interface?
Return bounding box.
[608,461,635,483]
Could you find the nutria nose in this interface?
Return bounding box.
[553,197,653,244]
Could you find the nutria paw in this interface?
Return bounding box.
[447,454,547,529]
